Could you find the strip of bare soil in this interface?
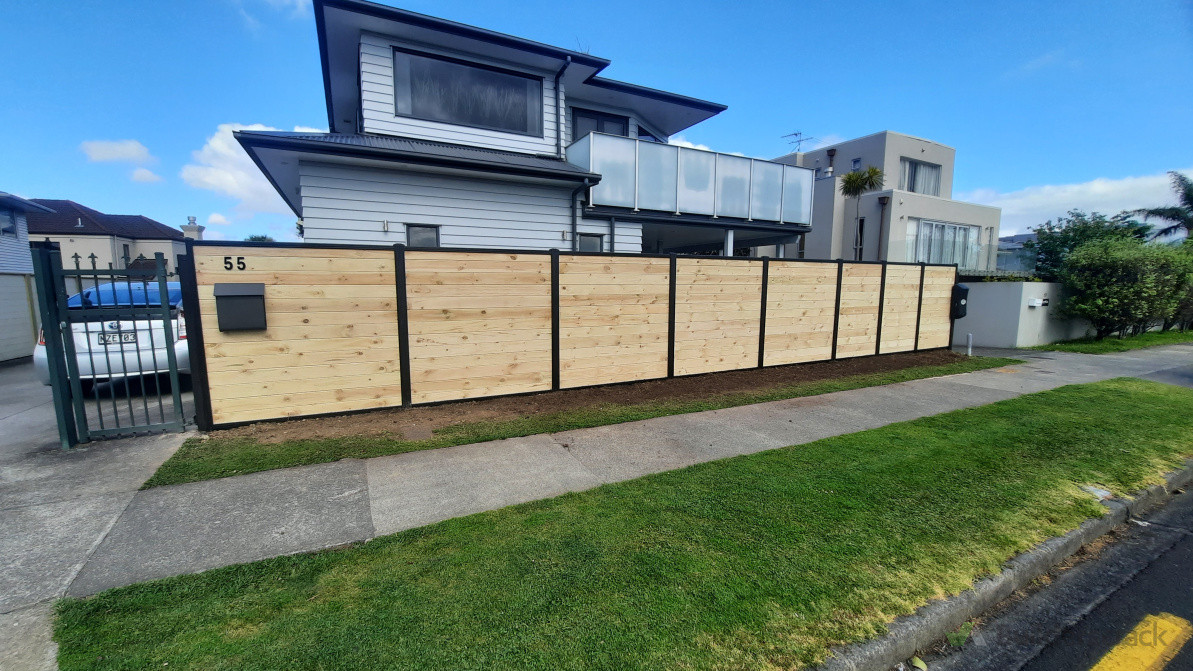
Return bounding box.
[214,350,964,444]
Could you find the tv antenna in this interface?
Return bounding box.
[782,132,817,152]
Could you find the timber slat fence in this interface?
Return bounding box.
[182,242,957,429]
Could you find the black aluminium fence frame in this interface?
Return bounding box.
[180,239,959,431]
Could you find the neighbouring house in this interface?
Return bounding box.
[774,131,1001,269]
[0,192,54,363]
[997,233,1038,272]
[25,200,187,271]
[235,0,816,255]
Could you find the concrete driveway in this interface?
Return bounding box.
[0,360,190,670]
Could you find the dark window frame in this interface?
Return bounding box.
[577,233,604,252]
[853,217,865,261]
[406,224,441,248]
[571,107,630,140]
[0,208,16,238]
[391,46,545,138]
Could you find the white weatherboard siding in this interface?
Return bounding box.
[298,162,642,252]
[0,273,37,362]
[0,211,32,274]
[360,33,560,155]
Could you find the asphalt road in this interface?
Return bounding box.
[1021,503,1193,671]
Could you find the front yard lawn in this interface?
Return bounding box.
[1035,329,1193,354]
[145,355,1019,488]
[59,378,1193,670]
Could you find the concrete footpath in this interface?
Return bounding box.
[3,345,1193,669]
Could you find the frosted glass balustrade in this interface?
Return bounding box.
[566,132,814,225]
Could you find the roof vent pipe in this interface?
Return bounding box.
[826,148,837,169]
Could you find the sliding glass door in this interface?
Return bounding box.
[914,219,981,268]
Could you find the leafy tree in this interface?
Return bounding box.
[1060,238,1192,339]
[1025,210,1149,281]
[244,234,275,242]
[839,166,883,258]
[1132,171,1193,240]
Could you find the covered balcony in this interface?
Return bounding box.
[566,133,815,227]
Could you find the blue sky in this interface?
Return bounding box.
[1,0,1190,238]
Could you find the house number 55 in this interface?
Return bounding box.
[223,256,246,271]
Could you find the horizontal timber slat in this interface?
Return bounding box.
[189,244,958,426]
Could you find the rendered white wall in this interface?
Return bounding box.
[951,282,1090,348]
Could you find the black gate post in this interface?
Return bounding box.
[29,241,78,448]
[177,247,214,431]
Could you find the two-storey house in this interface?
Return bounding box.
[775,131,1001,270]
[237,0,815,255]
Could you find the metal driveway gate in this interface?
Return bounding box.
[30,241,186,448]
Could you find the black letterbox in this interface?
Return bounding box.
[213,283,267,332]
[951,283,969,320]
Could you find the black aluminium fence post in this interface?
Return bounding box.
[831,259,844,360]
[874,262,888,356]
[177,247,215,431]
[947,263,960,350]
[550,249,560,391]
[757,257,768,368]
[667,253,677,378]
[394,244,413,407]
[914,262,927,351]
[30,242,77,448]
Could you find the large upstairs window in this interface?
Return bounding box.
[572,107,629,140]
[899,158,942,196]
[393,48,543,136]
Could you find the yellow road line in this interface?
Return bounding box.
[1090,613,1192,671]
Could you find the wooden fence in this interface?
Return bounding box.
[181,242,957,428]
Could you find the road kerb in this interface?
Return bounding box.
[816,458,1193,671]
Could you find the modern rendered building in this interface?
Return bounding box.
[774,131,1000,270]
[236,0,816,255]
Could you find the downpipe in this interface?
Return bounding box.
[570,178,591,252]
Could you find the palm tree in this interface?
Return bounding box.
[1133,171,1193,240]
[839,166,884,259]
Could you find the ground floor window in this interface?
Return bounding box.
[577,233,603,252]
[908,219,981,267]
[406,224,440,248]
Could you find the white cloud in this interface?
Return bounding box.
[668,136,711,152]
[262,0,310,17]
[957,168,1193,235]
[203,229,228,241]
[207,213,230,225]
[130,167,162,183]
[293,125,328,133]
[811,134,846,150]
[1002,49,1082,80]
[180,122,295,216]
[80,139,154,164]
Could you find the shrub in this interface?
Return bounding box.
[1060,239,1193,339]
[1027,210,1150,281]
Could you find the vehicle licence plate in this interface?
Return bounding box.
[98,332,137,345]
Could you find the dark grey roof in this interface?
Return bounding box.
[0,192,54,213]
[236,131,601,181]
[26,200,185,240]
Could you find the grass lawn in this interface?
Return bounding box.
[1035,329,1193,354]
[145,356,1019,488]
[58,378,1193,670]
